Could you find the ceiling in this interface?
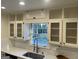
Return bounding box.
[1,0,78,13]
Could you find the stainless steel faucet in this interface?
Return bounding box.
[33,39,39,53]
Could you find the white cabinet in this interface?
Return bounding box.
[64,7,78,18]
[9,21,23,39]
[23,10,48,19]
[63,19,77,48]
[49,19,77,48]
[10,22,15,38]
[49,7,78,48]
[16,14,23,21]
[49,9,62,19]
[49,20,62,45]
[9,14,23,40]
[16,21,24,39]
[49,7,78,19]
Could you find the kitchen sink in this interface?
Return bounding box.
[23,52,45,59]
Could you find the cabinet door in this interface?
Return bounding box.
[10,22,15,38]
[9,15,15,21]
[16,14,23,21]
[49,9,62,19]
[63,19,77,48]
[49,20,62,45]
[16,21,23,39]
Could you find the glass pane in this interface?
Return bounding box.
[51,23,59,42]
[66,38,77,44]
[49,9,62,19]
[64,7,78,18]
[17,23,22,37]
[66,29,77,36]
[51,37,59,42]
[51,29,59,35]
[66,22,77,44]
[38,29,42,34]
[33,29,37,34]
[32,23,48,47]
[10,24,14,36]
[42,29,47,33]
[66,23,77,28]
[51,23,59,28]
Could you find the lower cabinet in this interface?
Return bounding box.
[5,53,17,59]
[17,58,24,59]
[1,52,17,59]
[1,56,10,59]
[49,19,77,48]
[1,52,24,59]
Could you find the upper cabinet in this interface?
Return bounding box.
[49,9,62,19]
[64,7,78,18]
[16,21,23,39]
[9,14,23,21]
[16,14,23,21]
[49,19,77,48]
[23,10,49,20]
[63,19,77,48]
[10,22,15,38]
[9,21,23,39]
[49,20,62,45]
[9,14,23,39]
[9,15,15,21]
[49,7,78,48]
[49,7,78,19]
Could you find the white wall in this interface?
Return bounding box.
[1,14,11,49]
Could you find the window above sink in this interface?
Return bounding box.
[23,23,48,47]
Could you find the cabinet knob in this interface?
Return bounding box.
[63,43,65,44]
[23,37,24,38]
[42,52,44,55]
[33,17,36,19]
[60,42,62,44]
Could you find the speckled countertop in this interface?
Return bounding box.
[1,44,57,59]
